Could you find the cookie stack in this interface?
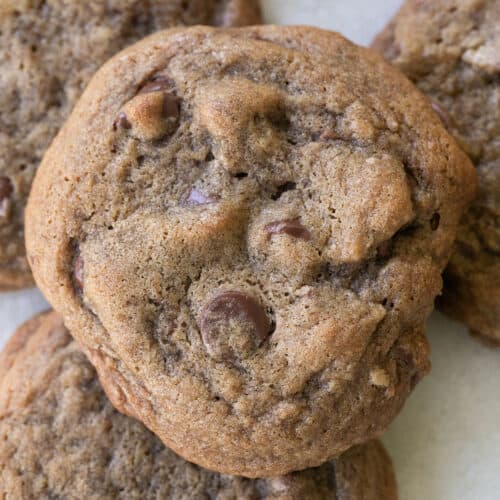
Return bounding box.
[373,0,499,345]
[1,0,496,498]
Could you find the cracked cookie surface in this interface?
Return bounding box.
[0,0,261,290]
[26,25,476,476]
[0,311,398,500]
[372,0,500,344]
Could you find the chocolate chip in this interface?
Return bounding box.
[0,176,13,217]
[265,218,312,241]
[113,112,131,131]
[137,75,181,121]
[73,255,84,293]
[430,212,440,231]
[138,75,174,94]
[199,291,272,361]
[183,188,219,206]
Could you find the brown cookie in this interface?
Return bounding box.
[0,311,398,500]
[25,25,476,476]
[0,0,261,290]
[372,0,499,343]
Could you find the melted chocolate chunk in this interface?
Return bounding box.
[199,291,272,361]
[73,255,84,293]
[113,112,131,131]
[138,75,181,121]
[265,218,312,241]
[183,188,219,206]
[138,75,175,94]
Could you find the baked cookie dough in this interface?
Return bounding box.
[373,0,499,343]
[0,0,261,289]
[0,311,398,500]
[26,25,476,476]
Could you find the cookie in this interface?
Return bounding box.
[0,311,398,500]
[0,0,261,290]
[372,0,500,343]
[25,25,476,476]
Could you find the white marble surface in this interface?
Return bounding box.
[0,2,498,499]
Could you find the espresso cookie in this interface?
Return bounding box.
[0,0,261,290]
[26,25,476,476]
[0,311,398,500]
[372,0,500,343]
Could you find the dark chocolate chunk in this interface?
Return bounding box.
[199,291,272,361]
[113,112,131,131]
[265,218,311,241]
[138,75,181,121]
[73,255,84,293]
[138,75,175,94]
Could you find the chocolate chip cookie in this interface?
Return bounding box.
[25,25,476,476]
[0,311,398,500]
[0,0,261,290]
[372,0,499,344]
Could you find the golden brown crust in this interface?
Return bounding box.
[0,311,397,500]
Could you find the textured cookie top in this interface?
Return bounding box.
[26,25,476,476]
[372,0,499,342]
[0,311,398,500]
[0,0,261,290]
